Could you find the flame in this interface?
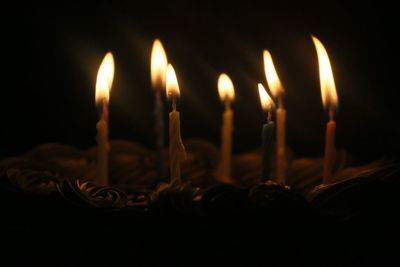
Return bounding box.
[263,50,284,97]
[95,52,115,104]
[311,35,338,109]
[166,64,180,98]
[258,83,274,111]
[151,39,168,90]
[217,73,235,102]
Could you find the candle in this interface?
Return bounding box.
[258,83,275,182]
[312,35,339,184]
[216,74,235,183]
[151,39,168,181]
[166,64,186,184]
[263,50,287,185]
[95,52,115,186]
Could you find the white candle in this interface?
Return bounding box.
[166,64,186,184]
[216,73,235,183]
[96,102,109,186]
[263,50,287,185]
[95,52,115,186]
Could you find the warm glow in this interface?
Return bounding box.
[218,73,235,102]
[263,50,284,97]
[312,35,338,109]
[258,83,274,111]
[166,64,180,98]
[95,52,115,104]
[151,39,168,90]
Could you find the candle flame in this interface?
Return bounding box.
[151,39,168,90]
[312,35,338,109]
[95,52,115,104]
[166,64,180,98]
[263,50,284,97]
[258,83,274,111]
[218,73,235,102]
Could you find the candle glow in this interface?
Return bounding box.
[166,64,180,99]
[218,73,235,102]
[258,83,274,112]
[311,36,338,110]
[151,39,168,90]
[95,52,115,104]
[263,50,284,97]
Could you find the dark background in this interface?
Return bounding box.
[2,1,398,164]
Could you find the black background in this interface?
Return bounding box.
[2,1,398,164]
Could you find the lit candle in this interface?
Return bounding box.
[216,73,235,183]
[166,64,186,184]
[258,83,275,182]
[263,50,287,185]
[95,52,115,186]
[312,35,339,184]
[151,39,168,180]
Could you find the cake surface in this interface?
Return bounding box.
[1,139,399,266]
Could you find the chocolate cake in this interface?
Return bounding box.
[1,139,399,266]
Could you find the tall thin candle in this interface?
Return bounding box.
[258,83,275,182]
[312,35,339,184]
[166,64,186,184]
[263,50,287,185]
[151,39,168,180]
[95,52,115,186]
[216,74,235,183]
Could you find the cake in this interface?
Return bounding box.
[1,139,399,266]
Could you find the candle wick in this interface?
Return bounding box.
[156,90,162,109]
[225,99,231,110]
[329,108,334,121]
[172,95,177,111]
[267,108,272,122]
[101,99,109,122]
[278,95,283,109]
